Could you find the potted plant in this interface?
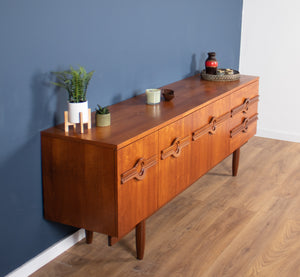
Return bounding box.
[95,104,111,127]
[51,65,94,123]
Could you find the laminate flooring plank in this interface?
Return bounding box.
[201,197,293,277]
[201,138,298,213]
[154,207,254,277]
[244,219,300,277]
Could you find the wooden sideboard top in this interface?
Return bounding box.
[41,74,259,149]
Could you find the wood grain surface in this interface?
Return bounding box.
[41,74,259,260]
[33,137,300,277]
[116,132,159,237]
[41,136,117,236]
[41,75,258,150]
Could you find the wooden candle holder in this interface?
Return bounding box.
[64,108,91,133]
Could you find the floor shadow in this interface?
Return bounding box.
[118,238,136,257]
[206,172,232,177]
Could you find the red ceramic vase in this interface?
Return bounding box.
[205,52,218,75]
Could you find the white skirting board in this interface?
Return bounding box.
[5,229,85,277]
[257,128,300,143]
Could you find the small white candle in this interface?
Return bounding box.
[146,89,161,105]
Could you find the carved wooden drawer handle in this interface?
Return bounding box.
[161,136,190,160]
[209,117,217,135]
[192,112,231,141]
[231,95,259,117]
[121,155,157,184]
[230,114,258,138]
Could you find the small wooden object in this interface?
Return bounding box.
[64,108,91,134]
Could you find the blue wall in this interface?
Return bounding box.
[0,0,243,275]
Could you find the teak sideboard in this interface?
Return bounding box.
[41,74,259,259]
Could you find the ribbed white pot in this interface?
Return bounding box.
[146,89,161,105]
[68,101,88,123]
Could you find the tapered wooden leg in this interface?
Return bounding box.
[108,236,120,246]
[232,148,240,176]
[85,230,93,244]
[136,220,146,260]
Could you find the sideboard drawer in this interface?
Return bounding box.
[229,80,259,152]
[117,132,159,237]
[231,95,259,131]
[230,81,259,108]
[230,114,258,152]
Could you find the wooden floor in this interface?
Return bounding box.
[31,137,300,277]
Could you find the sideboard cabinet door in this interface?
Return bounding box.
[190,104,211,183]
[117,132,159,237]
[42,136,116,236]
[158,116,192,207]
[209,96,231,167]
[191,96,231,182]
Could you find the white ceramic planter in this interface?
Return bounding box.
[146,89,161,105]
[68,101,89,123]
[96,113,111,127]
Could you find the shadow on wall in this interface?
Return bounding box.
[29,70,67,135]
[199,52,207,71]
[112,93,123,104]
[184,53,207,79]
[184,53,198,79]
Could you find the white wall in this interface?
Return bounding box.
[240,0,300,142]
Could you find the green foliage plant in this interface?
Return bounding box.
[51,65,94,103]
[95,104,110,115]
